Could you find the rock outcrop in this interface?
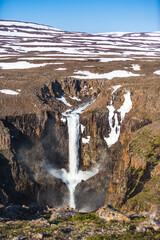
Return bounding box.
[96,205,130,222]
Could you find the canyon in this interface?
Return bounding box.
[0,20,160,215]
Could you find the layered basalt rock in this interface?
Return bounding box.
[0,111,69,207]
[0,77,159,214]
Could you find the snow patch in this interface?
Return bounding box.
[118,91,132,122]
[81,124,85,134]
[60,117,66,123]
[112,85,122,94]
[55,68,67,71]
[99,58,134,62]
[0,61,53,69]
[104,87,132,147]
[0,30,54,38]
[132,64,140,71]
[0,20,58,30]
[0,48,7,53]
[122,51,157,56]
[72,70,141,80]
[62,100,95,117]
[0,89,19,95]
[154,70,160,76]
[56,96,72,107]
[19,57,64,63]
[69,96,81,101]
[97,32,130,37]
[82,136,90,144]
[84,65,94,67]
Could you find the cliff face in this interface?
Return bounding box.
[0,20,160,213]
[105,84,160,212]
[0,76,159,213]
[0,111,68,207]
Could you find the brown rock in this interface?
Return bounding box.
[96,205,130,222]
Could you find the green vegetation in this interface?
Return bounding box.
[49,212,105,226]
[87,230,160,240]
[129,126,160,163]
[122,123,160,212]
[1,212,160,240]
[124,175,160,212]
[71,212,100,221]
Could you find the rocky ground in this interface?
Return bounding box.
[1,204,160,240]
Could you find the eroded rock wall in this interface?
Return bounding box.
[0,78,159,213]
[0,111,69,207]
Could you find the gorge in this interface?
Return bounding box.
[0,20,159,217]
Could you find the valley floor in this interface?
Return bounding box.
[1,211,160,240]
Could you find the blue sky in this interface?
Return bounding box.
[0,0,159,33]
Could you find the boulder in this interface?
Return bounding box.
[96,205,130,222]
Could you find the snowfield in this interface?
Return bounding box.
[0,20,160,83]
[0,20,160,66]
[71,70,141,80]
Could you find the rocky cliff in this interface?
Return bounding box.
[0,75,159,213]
[0,20,160,214]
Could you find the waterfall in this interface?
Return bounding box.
[66,113,80,208]
[67,114,79,175]
[47,88,132,208]
[47,101,99,209]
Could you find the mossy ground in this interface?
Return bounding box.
[87,231,160,240]
[0,213,160,240]
[129,124,160,163]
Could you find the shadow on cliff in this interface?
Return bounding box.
[37,80,64,104]
[1,119,38,205]
[1,115,68,207]
[32,112,69,207]
[0,153,17,205]
[122,161,157,205]
[37,79,81,105]
[1,118,33,166]
[42,111,68,169]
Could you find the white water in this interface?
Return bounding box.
[68,114,79,175]
[48,101,99,209]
